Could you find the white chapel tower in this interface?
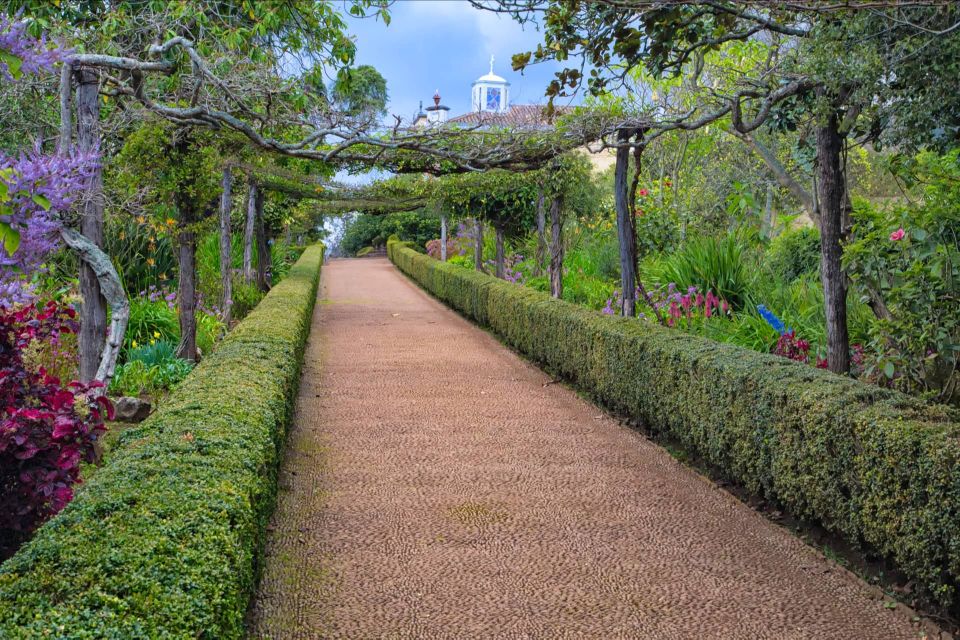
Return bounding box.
[471,56,510,114]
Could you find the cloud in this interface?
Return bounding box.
[403,1,542,71]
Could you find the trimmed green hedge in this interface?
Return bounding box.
[389,239,960,608]
[0,244,324,638]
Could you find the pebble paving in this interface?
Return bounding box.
[248,257,934,639]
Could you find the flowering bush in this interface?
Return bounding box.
[758,303,869,374]
[845,151,960,403]
[0,301,111,557]
[426,237,458,260]
[453,221,476,256]
[773,330,811,363]
[0,17,91,306]
[606,282,731,328]
[482,253,526,284]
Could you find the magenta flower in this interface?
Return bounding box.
[889,228,906,241]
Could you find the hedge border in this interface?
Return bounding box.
[388,239,960,609]
[0,244,324,639]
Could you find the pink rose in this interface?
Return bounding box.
[889,228,906,241]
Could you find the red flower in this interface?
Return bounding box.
[638,188,649,197]
[889,228,906,241]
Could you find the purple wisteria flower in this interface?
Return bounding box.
[0,147,99,301]
[602,289,620,315]
[0,14,63,79]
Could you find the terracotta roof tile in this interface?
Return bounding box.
[448,104,572,129]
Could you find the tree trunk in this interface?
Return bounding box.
[816,106,851,374]
[440,215,448,261]
[494,226,506,279]
[761,182,774,239]
[58,64,72,153]
[534,188,546,277]
[474,218,483,271]
[549,194,564,299]
[254,188,270,293]
[175,221,198,362]
[174,132,199,363]
[243,180,257,283]
[219,165,233,327]
[59,228,128,386]
[75,68,107,383]
[614,128,637,316]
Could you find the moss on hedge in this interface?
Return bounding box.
[0,245,324,639]
[389,239,960,609]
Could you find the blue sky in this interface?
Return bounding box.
[341,1,578,121]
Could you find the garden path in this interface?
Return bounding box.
[248,257,926,639]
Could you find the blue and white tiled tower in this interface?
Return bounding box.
[471,56,510,114]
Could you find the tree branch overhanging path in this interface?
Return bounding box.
[467,0,960,374]
[42,0,960,385]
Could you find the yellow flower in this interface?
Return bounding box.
[147,257,155,266]
[166,218,176,226]
[136,216,146,224]
[153,331,160,338]
[132,340,138,348]
[150,339,156,345]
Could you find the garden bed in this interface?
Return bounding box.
[0,245,324,639]
[389,239,960,612]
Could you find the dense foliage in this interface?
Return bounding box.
[845,151,960,404]
[340,210,440,255]
[0,301,111,558]
[0,245,323,638]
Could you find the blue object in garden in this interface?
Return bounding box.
[757,304,787,335]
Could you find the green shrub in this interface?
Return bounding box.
[845,154,960,404]
[356,246,375,257]
[125,299,223,362]
[111,340,196,397]
[197,234,304,308]
[766,226,821,282]
[447,253,472,269]
[341,210,437,255]
[389,239,960,609]
[0,245,325,638]
[108,358,194,397]
[196,232,223,305]
[562,274,614,310]
[104,217,176,295]
[564,231,621,281]
[197,311,225,356]
[124,339,177,368]
[231,276,265,322]
[644,233,755,309]
[271,242,306,284]
[125,298,179,352]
